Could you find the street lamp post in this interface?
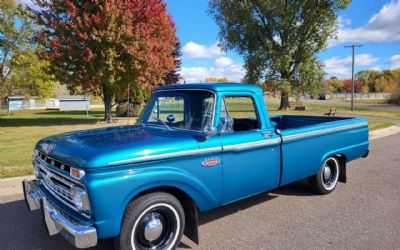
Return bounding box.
[344,44,362,111]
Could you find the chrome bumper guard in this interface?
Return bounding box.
[23,179,97,249]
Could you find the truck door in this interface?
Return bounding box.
[219,94,281,204]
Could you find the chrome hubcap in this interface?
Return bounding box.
[321,157,339,190]
[323,165,332,181]
[143,212,163,242]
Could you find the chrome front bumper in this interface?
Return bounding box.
[22,179,97,249]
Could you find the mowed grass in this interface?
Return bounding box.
[368,120,396,131]
[339,99,389,104]
[0,97,397,178]
[0,109,130,178]
[304,103,400,120]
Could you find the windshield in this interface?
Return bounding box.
[138,90,215,131]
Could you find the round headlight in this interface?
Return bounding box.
[71,186,88,211]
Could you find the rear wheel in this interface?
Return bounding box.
[309,157,340,195]
[115,192,185,250]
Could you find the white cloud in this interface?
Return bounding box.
[387,54,400,69]
[215,56,233,67]
[337,16,351,29]
[370,66,382,71]
[182,41,223,59]
[324,54,379,78]
[180,57,245,83]
[330,0,400,47]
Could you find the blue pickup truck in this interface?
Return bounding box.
[23,83,369,249]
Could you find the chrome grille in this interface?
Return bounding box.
[34,154,90,218]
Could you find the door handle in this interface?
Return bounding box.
[262,131,273,138]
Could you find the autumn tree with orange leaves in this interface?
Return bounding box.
[33,0,178,121]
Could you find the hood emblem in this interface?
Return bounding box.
[201,158,220,167]
[43,143,56,154]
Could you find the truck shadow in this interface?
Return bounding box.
[270,179,314,196]
[198,179,313,226]
[199,192,278,226]
[0,180,313,250]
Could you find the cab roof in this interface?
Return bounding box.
[154,83,263,94]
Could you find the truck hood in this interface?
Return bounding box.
[36,125,201,169]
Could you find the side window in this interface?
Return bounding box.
[220,96,260,132]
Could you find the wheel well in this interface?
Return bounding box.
[335,154,347,183]
[132,186,200,244]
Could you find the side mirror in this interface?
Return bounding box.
[167,114,175,123]
[203,124,216,139]
[218,116,234,134]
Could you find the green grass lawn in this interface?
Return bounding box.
[339,99,389,104]
[0,109,131,178]
[0,102,397,178]
[304,103,400,120]
[368,120,395,131]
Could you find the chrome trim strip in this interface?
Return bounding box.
[36,154,82,186]
[38,162,75,188]
[223,138,281,152]
[108,146,222,165]
[282,122,368,142]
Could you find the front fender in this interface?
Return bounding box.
[85,162,222,238]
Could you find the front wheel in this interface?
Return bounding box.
[115,192,185,250]
[309,157,340,195]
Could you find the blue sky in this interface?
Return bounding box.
[165,0,400,82]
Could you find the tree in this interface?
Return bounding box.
[326,77,344,93]
[9,47,57,98]
[375,76,397,93]
[356,70,381,92]
[204,77,230,82]
[0,0,33,96]
[209,0,350,109]
[162,41,182,84]
[34,0,178,121]
[344,79,363,93]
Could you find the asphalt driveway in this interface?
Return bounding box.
[1,134,399,249]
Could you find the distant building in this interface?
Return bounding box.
[59,95,90,111]
[5,95,26,111]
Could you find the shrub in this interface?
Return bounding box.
[388,93,400,105]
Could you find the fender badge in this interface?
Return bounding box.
[201,158,220,167]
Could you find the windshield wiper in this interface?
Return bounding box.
[151,116,172,130]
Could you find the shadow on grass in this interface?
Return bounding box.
[0,109,112,127]
[35,110,105,116]
[0,117,99,127]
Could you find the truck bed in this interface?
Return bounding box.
[269,115,369,186]
[270,115,353,130]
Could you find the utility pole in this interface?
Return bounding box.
[344,44,362,111]
[127,82,130,125]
